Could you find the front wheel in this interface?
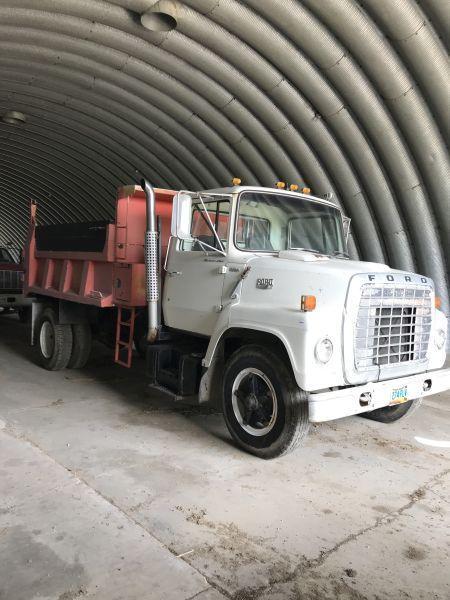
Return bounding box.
[222,345,309,459]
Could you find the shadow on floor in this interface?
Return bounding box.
[0,311,231,446]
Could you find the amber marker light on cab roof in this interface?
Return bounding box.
[290,184,299,191]
[276,181,286,189]
[301,295,316,312]
[232,177,241,185]
[435,296,442,309]
[302,187,311,194]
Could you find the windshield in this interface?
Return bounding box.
[0,248,16,263]
[235,191,345,255]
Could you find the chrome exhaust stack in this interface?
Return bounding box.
[141,179,160,343]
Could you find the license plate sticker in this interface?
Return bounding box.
[390,385,408,405]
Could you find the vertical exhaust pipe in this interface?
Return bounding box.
[141,179,160,343]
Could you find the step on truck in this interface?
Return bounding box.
[24,180,450,458]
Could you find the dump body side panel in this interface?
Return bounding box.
[24,187,176,309]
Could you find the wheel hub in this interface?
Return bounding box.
[232,368,278,436]
[40,320,55,359]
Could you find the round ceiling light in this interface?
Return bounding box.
[141,11,177,32]
[2,110,27,125]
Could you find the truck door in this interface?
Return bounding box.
[162,198,230,336]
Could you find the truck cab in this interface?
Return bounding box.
[150,184,449,457]
[0,246,31,319]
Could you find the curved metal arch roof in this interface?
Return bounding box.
[0,0,448,315]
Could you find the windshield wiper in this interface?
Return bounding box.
[290,247,325,254]
[331,250,349,258]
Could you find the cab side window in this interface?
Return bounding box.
[181,199,231,251]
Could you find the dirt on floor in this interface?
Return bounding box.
[0,313,449,600]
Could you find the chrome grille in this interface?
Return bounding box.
[354,283,432,371]
[0,269,22,292]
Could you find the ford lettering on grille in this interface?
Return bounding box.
[354,283,432,371]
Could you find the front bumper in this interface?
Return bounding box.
[0,293,32,307]
[308,368,450,422]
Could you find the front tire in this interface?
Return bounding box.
[36,307,73,371]
[360,399,421,423]
[222,345,309,459]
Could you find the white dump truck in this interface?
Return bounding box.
[24,181,449,458]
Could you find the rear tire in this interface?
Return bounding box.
[222,345,309,459]
[360,399,421,423]
[36,307,73,371]
[67,322,92,369]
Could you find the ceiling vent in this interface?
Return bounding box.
[141,11,177,32]
[2,110,27,125]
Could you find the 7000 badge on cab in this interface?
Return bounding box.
[256,278,274,289]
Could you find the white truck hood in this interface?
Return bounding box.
[238,254,397,303]
[278,250,330,262]
[276,251,391,275]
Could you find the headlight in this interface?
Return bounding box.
[315,337,333,363]
[435,328,446,350]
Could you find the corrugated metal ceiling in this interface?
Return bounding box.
[0,0,448,314]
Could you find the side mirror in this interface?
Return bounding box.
[171,192,192,240]
[342,216,351,244]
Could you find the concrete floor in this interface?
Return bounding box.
[0,313,449,600]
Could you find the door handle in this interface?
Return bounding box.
[167,271,182,276]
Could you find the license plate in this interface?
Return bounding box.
[390,385,408,405]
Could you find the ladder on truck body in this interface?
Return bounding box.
[114,306,136,368]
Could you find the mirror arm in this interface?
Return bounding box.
[195,238,226,256]
[198,194,226,253]
[163,236,174,272]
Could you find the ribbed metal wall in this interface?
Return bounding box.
[0,0,448,316]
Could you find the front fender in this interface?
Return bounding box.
[204,302,303,388]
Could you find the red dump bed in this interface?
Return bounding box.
[25,186,176,308]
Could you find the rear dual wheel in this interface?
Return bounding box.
[67,323,92,369]
[36,307,91,371]
[36,308,73,371]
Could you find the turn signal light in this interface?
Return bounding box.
[232,177,241,185]
[276,181,286,189]
[290,184,299,191]
[435,296,442,309]
[302,187,311,194]
[301,295,316,312]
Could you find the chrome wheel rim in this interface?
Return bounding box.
[231,368,278,436]
[40,320,54,359]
